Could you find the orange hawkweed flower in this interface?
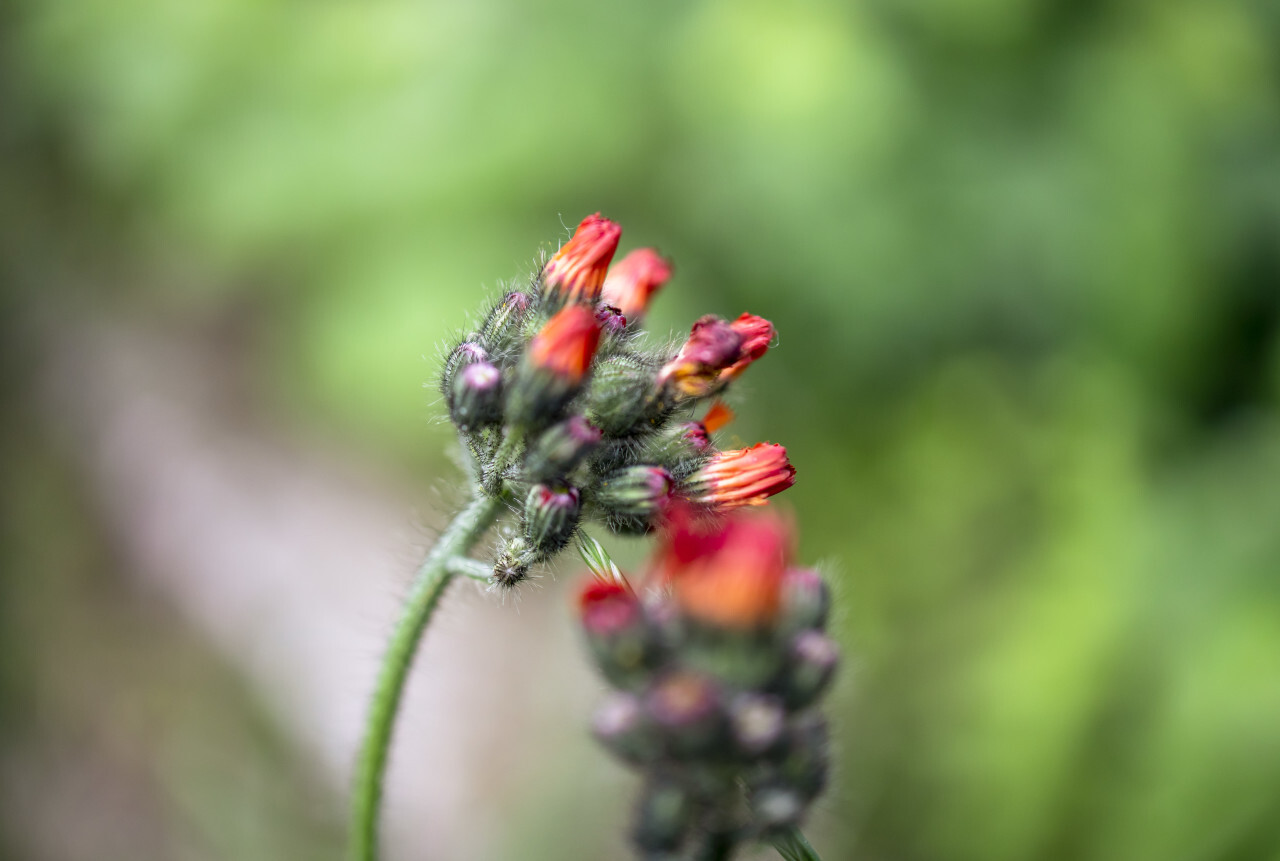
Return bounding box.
[543,214,622,305]
[654,507,793,630]
[601,248,672,320]
[527,305,602,385]
[682,443,796,510]
[657,313,775,399]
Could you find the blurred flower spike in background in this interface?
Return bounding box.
[579,505,836,858]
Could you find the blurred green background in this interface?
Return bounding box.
[3,0,1279,859]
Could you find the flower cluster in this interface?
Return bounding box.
[579,508,836,859]
[441,214,796,586]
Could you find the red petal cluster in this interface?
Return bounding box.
[653,507,794,630]
[683,443,796,510]
[543,214,622,305]
[601,248,672,320]
[527,305,602,384]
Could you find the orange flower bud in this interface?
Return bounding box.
[601,248,672,320]
[527,305,602,385]
[542,213,622,305]
[682,443,796,510]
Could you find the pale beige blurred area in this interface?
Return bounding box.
[11,314,640,861]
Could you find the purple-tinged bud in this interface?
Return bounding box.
[478,291,531,351]
[525,416,602,481]
[632,778,694,854]
[449,361,504,430]
[491,536,532,589]
[645,671,724,757]
[592,692,657,765]
[778,567,831,634]
[578,580,652,687]
[594,465,672,519]
[441,340,489,410]
[728,693,787,755]
[524,483,581,557]
[594,303,628,336]
[779,631,838,709]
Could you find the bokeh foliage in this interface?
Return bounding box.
[2,0,1279,859]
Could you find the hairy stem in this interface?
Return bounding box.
[769,827,824,861]
[349,493,504,861]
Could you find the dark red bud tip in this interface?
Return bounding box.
[594,303,628,335]
[578,579,640,636]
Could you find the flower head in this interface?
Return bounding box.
[527,305,602,385]
[542,214,622,305]
[601,248,672,320]
[653,507,793,630]
[657,313,774,399]
[681,443,796,510]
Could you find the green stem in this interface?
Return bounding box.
[348,494,504,861]
[444,556,494,582]
[770,827,824,861]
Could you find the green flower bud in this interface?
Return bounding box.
[524,416,602,481]
[523,483,581,557]
[584,354,665,436]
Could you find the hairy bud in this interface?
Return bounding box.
[449,361,504,430]
[524,483,582,557]
[593,465,673,533]
[524,416,603,481]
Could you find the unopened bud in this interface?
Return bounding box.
[595,465,672,517]
[491,536,533,589]
[779,631,838,709]
[632,779,694,854]
[778,568,830,634]
[524,416,602,481]
[579,580,652,687]
[583,354,663,437]
[680,443,796,511]
[601,248,671,322]
[508,305,601,427]
[477,291,531,352]
[441,341,489,411]
[524,483,581,557]
[541,213,621,306]
[595,303,628,336]
[449,362,504,430]
[592,692,657,764]
[645,671,724,757]
[728,693,787,755]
